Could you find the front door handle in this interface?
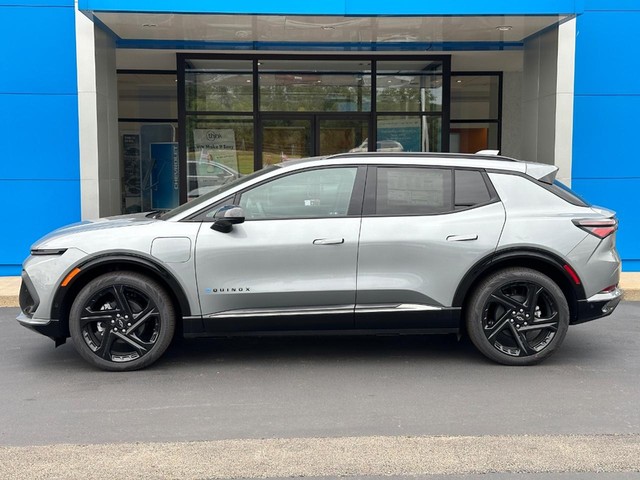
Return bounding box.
[446,234,478,242]
[313,238,345,245]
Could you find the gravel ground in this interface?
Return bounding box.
[0,434,639,479]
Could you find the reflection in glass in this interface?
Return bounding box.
[260,73,370,112]
[262,119,312,166]
[376,74,442,112]
[185,116,254,199]
[186,72,253,112]
[320,118,368,155]
[451,75,500,121]
[377,115,442,153]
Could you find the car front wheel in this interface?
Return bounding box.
[69,272,175,371]
[466,268,569,366]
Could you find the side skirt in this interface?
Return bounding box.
[183,327,459,339]
[182,306,461,338]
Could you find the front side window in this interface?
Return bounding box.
[239,167,358,220]
[375,167,453,215]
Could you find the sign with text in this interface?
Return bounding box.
[193,129,238,170]
[150,142,179,210]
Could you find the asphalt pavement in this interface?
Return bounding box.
[1,304,639,478]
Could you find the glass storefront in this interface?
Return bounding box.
[117,55,502,211]
[450,73,501,153]
[118,72,178,213]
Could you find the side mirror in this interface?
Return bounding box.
[211,205,245,233]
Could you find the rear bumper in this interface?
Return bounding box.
[574,287,623,325]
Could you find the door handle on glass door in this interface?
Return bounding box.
[313,238,345,245]
[446,234,478,242]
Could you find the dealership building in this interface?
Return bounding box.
[1,0,638,275]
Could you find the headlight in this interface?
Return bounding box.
[30,248,68,256]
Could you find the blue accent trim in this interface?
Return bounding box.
[79,0,583,15]
[116,39,523,51]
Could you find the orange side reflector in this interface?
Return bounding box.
[61,267,81,287]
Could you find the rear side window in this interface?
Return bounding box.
[547,180,590,207]
[375,167,453,215]
[455,169,492,209]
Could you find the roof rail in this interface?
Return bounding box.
[328,152,519,162]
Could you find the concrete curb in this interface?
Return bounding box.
[1,274,639,309]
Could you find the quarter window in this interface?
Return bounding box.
[375,167,453,215]
[239,167,358,220]
[454,169,492,209]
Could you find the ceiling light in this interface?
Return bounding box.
[246,79,251,83]
[456,80,462,83]
[142,23,157,28]
[496,25,513,31]
[321,26,335,31]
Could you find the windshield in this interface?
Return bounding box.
[160,164,282,220]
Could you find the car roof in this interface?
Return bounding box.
[282,152,527,173]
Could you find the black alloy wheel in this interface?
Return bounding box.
[69,272,175,371]
[466,268,569,365]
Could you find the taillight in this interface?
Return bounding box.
[572,218,617,239]
[600,285,618,293]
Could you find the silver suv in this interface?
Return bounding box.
[17,153,622,371]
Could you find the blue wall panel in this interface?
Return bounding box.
[574,11,640,95]
[0,6,78,94]
[79,0,581,15]
[2,1,73,5]
[573,8,640,271]
[0,94,80,180]
[572,96,640,179]
[0,3,79,275]
[0,179,81,271]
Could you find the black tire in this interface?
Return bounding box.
[466,267,569,366]
[69,272,175,371]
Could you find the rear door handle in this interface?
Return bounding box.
[313,238,345,245]
[446,234,478,242]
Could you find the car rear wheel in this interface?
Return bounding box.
[69,272,175,371]
[466,268,569,366]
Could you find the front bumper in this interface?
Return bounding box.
[17,312,66,345]
[574,287,623,325]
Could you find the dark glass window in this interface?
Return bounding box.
[375,167,452,215]
[455,169,491,209]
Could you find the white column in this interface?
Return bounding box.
[554,18,576,187]
[75,3,120,219]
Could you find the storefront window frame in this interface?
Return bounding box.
[177,53,452,204]
[449,71,503,154]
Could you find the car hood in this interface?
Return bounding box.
[32,212,159,250]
